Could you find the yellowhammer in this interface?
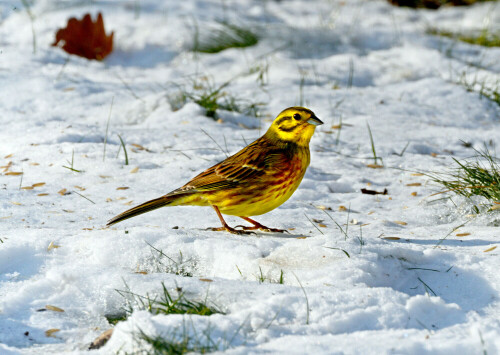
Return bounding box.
[107,107,323,234]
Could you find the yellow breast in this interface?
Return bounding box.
[213,147,310,217]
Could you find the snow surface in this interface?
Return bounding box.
[1,0,500,354]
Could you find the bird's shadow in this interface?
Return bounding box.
[198,228,310,239]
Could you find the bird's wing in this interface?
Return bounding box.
[175,138,290,193]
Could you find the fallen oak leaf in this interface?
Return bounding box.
[52,13,113,60]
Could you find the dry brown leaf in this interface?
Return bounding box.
[130,167,139,173]
[1,161,12,171]
[32,182,46,187]
[316,205,332,211]
[124,200,134,205]
[393,221,407,226]
[383,237,401,240]
[106,198,113,202]
[4,154,13,158]
[52,13,113,60]
[490,205,500,211]
[99,175,111,179]
[318,223,327,228]
[38,193,49,196]
[45,305,65,312]
[74,185,85,191]
[21,186,34,190]
[116,187,129,190]
[63,209,74,213]
[411,192,418,196]
[48,241,61,250]
[456,233,470,237]
[411,173,424,176]
[58,188,67,195]
[45,329,60,338]
[430,152,438,157]
[339,205,347,211]
[406,183,421,187]
[366,164,384,169]
[5,172,23,176]
[296,236,307,239]
[199,278,213,282]
[131,143,146,150]
[484,246,497,253]
[89,329,114,350]
[11,202,22,205]
[30,162,40,166]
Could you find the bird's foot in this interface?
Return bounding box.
[207,226,255,235]
[234,224,289,234]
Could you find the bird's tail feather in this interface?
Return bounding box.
[106,193,187,227]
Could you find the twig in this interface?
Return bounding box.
[73,191,96,204]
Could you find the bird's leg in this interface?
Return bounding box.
[209,206,255,235]
[236,216,289,233]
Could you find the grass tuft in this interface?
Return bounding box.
[147,243,196,277]
[168,77,264,120]
[428,27,500,48]
[137,329,219,355]
[62,149,83,173]
[366,123,383,166]
[427,145,500,211]
[193,22,259,54]
[111,281,222,325]
[456,71,500,107]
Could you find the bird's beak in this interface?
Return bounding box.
[307,114,323,126]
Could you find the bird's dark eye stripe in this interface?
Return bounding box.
[279,125,299,132]
[275,116,292,126]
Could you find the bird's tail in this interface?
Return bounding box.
[106,193,188,227]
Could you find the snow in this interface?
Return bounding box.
[1,0,499,353]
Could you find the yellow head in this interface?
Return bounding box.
[266,107,323,146]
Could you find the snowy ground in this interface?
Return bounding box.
[1,0,500,354]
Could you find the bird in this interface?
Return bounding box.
[106,107,323,234]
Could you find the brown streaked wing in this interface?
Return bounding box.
[176,137,289,193]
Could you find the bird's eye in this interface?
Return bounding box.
[293,113,301,120]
